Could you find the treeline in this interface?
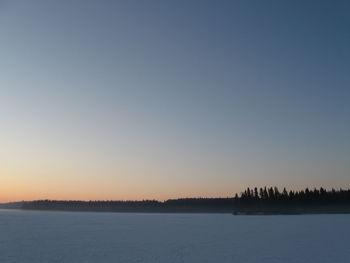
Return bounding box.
[21,198,236,213]
[238,187,350,205]
[18,187,350,214]
[234,187,350,214]
[22,200,163,213]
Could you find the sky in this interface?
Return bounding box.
[0,0,350,202]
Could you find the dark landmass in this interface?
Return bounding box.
[19,198,236,213]
[1,187,350,215]
[0,202,23,209]
[232,205,350,215]
[233,186,350,215]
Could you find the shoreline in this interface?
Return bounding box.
[2,206,350,215]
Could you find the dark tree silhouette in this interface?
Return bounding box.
[15,186,350,214]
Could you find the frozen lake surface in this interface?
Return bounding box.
[0,209,349,263]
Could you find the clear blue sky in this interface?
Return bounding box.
[1,0,349,201]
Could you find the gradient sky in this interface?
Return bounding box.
[1,0,350,202]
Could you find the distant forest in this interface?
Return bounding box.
[234,187,350,214]
[238,186,350,204]
[14,187,350,214]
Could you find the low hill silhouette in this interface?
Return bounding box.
[2,187,350,214]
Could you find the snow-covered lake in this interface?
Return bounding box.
[0,209,349,263]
